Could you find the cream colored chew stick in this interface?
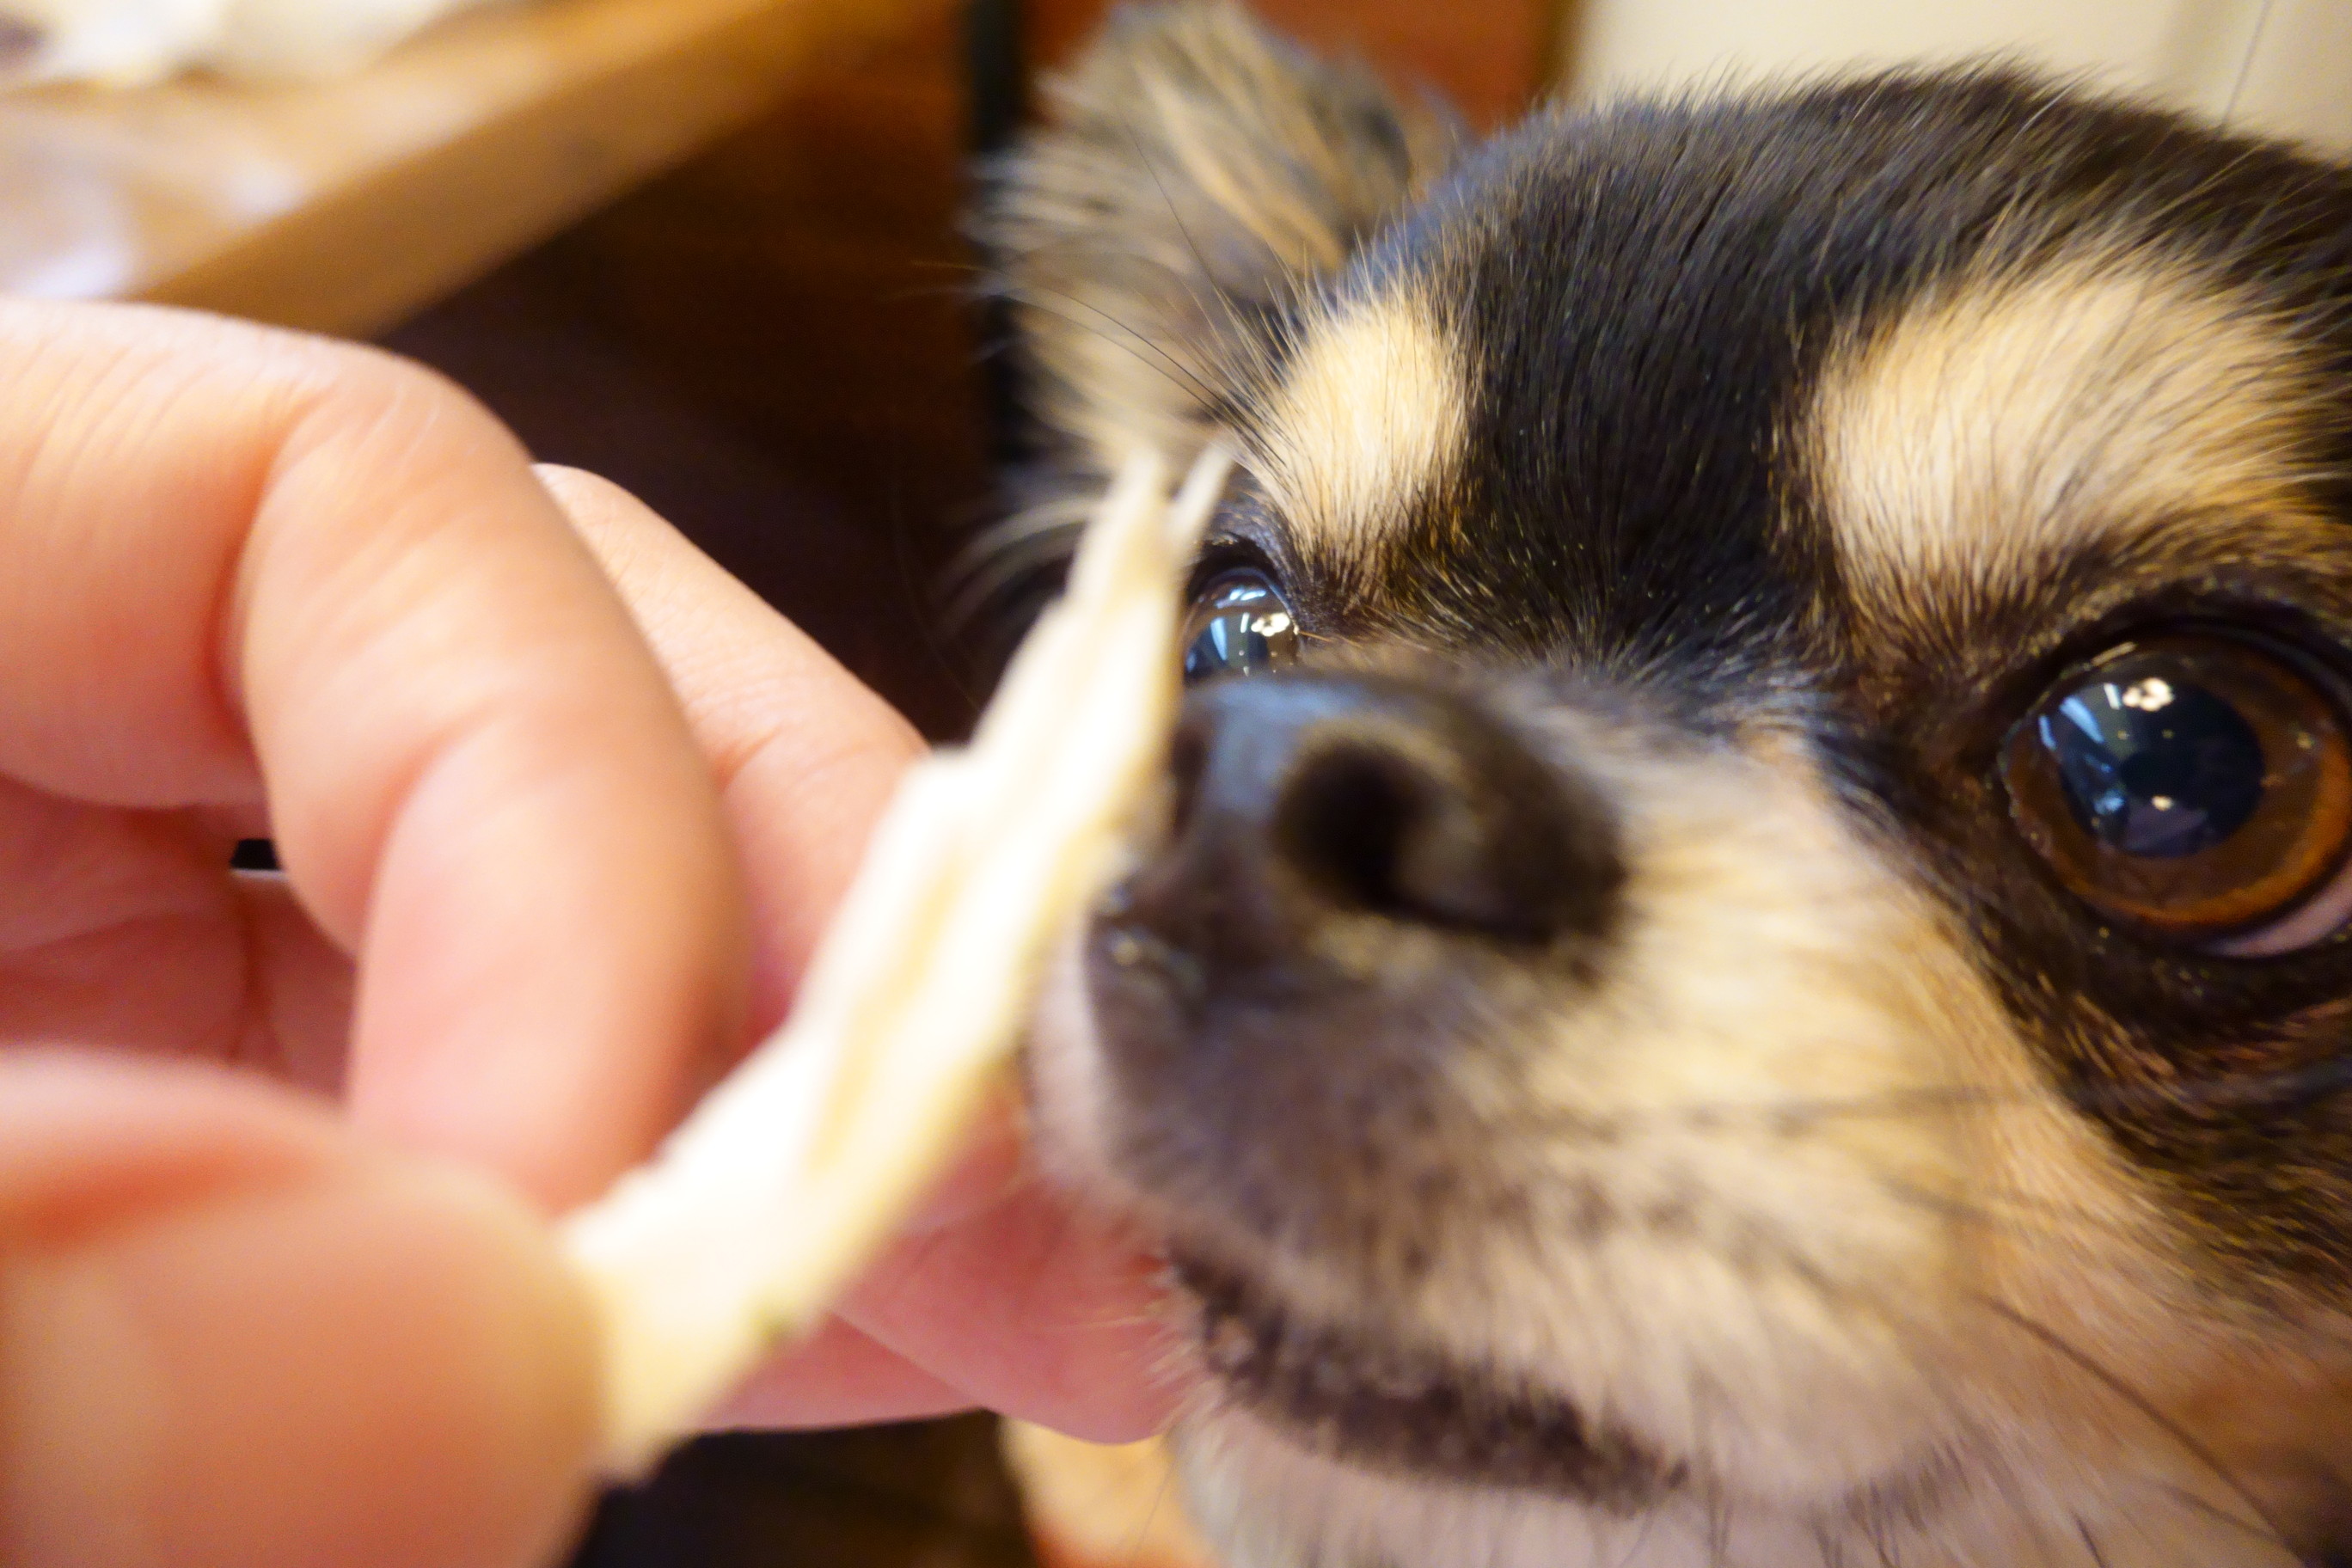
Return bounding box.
[563,444,1234,1476]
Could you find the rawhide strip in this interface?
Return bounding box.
[562,444,1234,1476]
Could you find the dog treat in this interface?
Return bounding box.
[561,443,1233,1476]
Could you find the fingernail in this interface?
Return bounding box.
[0,1155,600,1568]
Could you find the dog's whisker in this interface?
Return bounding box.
[1869,1174,2150,1253]
[1973,1296,2299,1560]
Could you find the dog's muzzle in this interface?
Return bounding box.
[1130,671,1619,961]
[1080,670,1622,1256]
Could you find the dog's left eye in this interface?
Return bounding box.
[2001,634,2352,950]
[1181,569,1300,684]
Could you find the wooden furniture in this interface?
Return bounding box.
[0,0,927,336]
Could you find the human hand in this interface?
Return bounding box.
[0,301,1177,1568]
[537,468,1185,1442]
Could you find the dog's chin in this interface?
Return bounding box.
[1167,1248,1687,1508]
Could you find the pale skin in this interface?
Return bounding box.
[0,300,1182,1568]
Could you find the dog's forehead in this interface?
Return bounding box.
[1810,259,2330,647]
[1252,297,1467,563]
[1243,72,2352,687]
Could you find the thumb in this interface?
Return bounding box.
[0,1053,600,1568]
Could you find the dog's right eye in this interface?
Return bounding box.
[1181,569,1300,684]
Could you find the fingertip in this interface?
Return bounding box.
[0,1064,602,1568]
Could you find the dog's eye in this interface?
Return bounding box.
[2001,634,2352,948]
[1181,569,1299,683]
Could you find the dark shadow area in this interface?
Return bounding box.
[380,245,983,743]
[573,1418,1037,1568]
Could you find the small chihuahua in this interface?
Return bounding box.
[983,7,2352,1565]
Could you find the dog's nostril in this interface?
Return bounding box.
[1277,745,1444,923]
[1274,735,1605,942]
[1149,674,1620,953]
[1244,687,1617,946]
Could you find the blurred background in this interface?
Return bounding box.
[0,0,2337,1563]
[1,0,2338,734]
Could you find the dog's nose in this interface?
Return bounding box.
[1131,673,1620,959]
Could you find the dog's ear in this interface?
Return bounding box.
[986,2,1458,472]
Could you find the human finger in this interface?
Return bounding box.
[0,303,747,1204]
[535,464,922,1032]
[0,773,355,1087]
[540,469,1185,1437]
[0,1051,598,1568]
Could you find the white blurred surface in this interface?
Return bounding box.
[1562,0,2350,154]
[0,0,509,85]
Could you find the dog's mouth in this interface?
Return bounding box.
[1171,1251,1687,1506]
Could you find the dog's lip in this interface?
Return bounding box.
[1169,1249,1687,1507]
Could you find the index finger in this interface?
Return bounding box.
[0,302,747,1206]
[532,464,924,1033]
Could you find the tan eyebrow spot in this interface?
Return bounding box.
[1809,258,2324,630]
[1256,296,1468,552]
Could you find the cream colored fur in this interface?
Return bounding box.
[1811,256,2330,638]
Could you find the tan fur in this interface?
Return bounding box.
[1811,256,2330,633]
[1256,299,1469,554]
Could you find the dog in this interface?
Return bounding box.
[979,7,2352,1565]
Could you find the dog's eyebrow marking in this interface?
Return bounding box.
[1810,258,2323,628]
[1254,294,1467,552]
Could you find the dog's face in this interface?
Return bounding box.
[989,8,2352,1565]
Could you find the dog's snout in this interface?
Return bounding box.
[1150,674,1620,952]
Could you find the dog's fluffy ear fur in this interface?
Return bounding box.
[987,2,1457,474]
